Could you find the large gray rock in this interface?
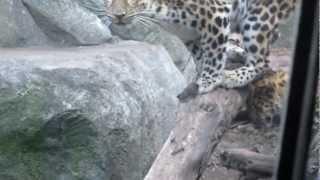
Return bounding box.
[0,0,50,47]
[22,0,112,46]
[0,41,185,180]
[110,19,197,83]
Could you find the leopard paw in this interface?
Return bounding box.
[222,70,250,88]
[221,70,242,88]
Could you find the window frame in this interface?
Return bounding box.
[275,1,319,180]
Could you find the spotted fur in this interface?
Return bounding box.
[109,0,297,94]
[247,69,288,128]
[222,0,296,89]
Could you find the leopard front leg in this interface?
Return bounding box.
[177,4,230,100]
[177,32,229,101]
[222,64,259,88]
[185,40,204,74]
[196,32,229,94]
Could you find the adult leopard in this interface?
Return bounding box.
[247,69,288,128]
[109,0,297,97]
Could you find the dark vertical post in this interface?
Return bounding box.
[275,1,319,180]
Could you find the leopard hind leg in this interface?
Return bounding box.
[222,20,272,88]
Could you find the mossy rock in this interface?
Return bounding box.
[0,91,105,180]
[0,43,183,180]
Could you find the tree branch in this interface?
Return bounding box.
[221,148,275,179]
[144,88,248,180]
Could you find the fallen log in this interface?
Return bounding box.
[144,87,248,180]
[221,148,275,179]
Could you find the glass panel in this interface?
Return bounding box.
[0,0,305,180]
[306,77,320,180]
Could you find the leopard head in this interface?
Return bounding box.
[105,0,147,24]
[106,0,191,25]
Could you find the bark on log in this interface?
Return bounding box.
[144,88,248,180]
[221,148,275,178]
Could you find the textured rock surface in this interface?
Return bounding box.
[75,0,112,26]
[0,0,49,47]
[22,0,112,46]
[0,41,185,180]
[110,19,197,83]
[0,0,113,47]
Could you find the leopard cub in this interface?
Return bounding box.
[247,69,288,128]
